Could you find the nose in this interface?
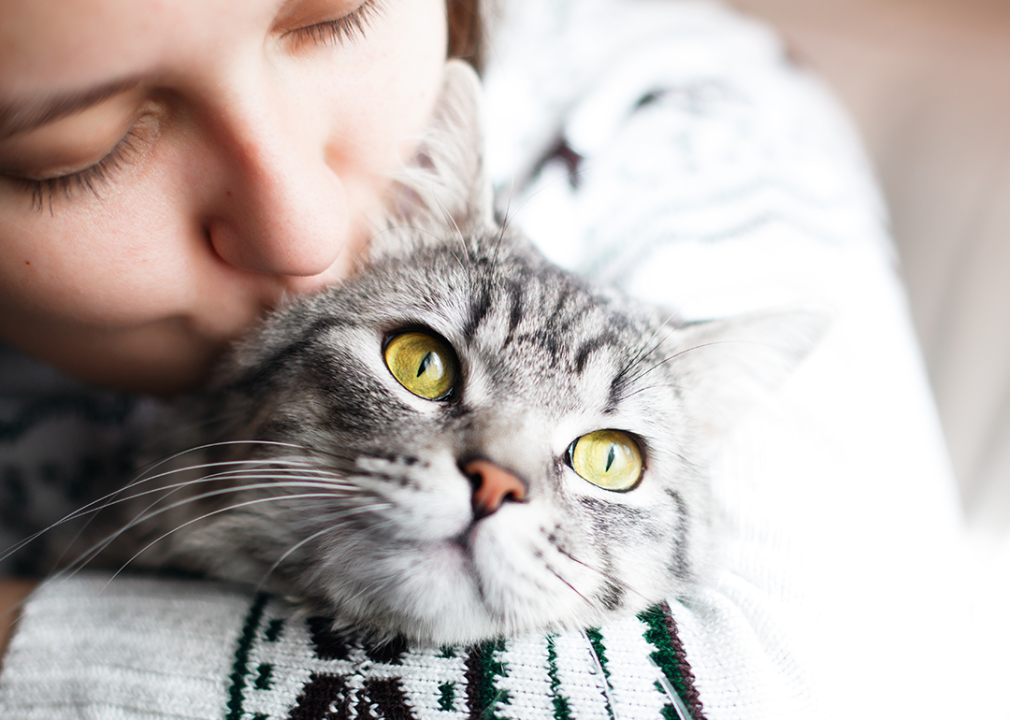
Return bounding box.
[203,104,350,279]
[463,459,529,521]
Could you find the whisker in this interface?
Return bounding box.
[293,515,401,593]
[49,488,344,589]
[620,308,685,379]
[624,340,733,387]
[52,477,355,581]
[0,445,355,565]
[251,503,393,595]
[552,544,652,606]
[544,562,600,614]
[93,492,348,592]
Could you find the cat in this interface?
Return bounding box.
[72,61,824,646]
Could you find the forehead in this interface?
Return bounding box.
[0,0,278,94]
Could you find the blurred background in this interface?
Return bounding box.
[730,0,1010,528]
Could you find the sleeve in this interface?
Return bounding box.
[0,345,158,576]
[2,573,709,720]
[0,575,255,720]
[483,0,1002,717]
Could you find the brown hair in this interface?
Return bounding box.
[447,0,484,72]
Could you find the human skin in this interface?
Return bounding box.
[0,0,448,395]
[0,581,34,664]
[0,0,449,664]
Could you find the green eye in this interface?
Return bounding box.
[384,331,457,400]
[569,430,643,491]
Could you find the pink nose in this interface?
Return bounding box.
[463,459,529,519]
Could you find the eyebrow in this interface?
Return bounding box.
[0,77,140,141]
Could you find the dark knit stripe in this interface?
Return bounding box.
[465,638,508,719]
[639,603,707,720]
[264,618,285,642]
[225,593,268,720]
[289,673,352,720]
[363,677,417,719]
[254,663,274,690]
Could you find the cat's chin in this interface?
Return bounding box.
[322,590,623,647]
[307,523,652,646]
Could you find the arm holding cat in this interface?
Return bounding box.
[0,582,33,666]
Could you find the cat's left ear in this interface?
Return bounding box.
[381,60,495,246]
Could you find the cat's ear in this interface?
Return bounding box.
[663,308,830,442]
[380,59,494,247]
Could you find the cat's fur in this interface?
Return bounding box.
[89,62,823,645]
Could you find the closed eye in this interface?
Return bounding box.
[14,123,148,212]
[286,0,386,46]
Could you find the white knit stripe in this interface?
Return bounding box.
[0,574,251,720]
[597,615,670,720]
[494,633,555,720]
[238,601,316,720]
[396,647,468,719]
[549,630,612,720]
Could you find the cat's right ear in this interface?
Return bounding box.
[379,60,495,251]
[662,308,831,446]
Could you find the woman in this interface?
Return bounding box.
[0,0,996,717]
[0,0,475,657]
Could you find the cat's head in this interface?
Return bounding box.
[141,61,825,644]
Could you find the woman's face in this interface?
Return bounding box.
[0,0,448,393]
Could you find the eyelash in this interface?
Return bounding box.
[289,0,385,46]
[18,128,142,213]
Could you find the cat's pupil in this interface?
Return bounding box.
[606,445,616,473]
[417,352,432,377]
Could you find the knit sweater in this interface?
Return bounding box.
[1,1,1003,718]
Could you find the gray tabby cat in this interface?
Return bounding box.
[89,61,822,645]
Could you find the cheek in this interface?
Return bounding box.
[0,195,177,325]
[0,163,258,334]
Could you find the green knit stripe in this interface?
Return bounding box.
[584,628,611,679]
[584,628,616,720]
[638,605,704,720]
[545,635,572,720]
[439,681,456,711]
[225,593,268,720]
